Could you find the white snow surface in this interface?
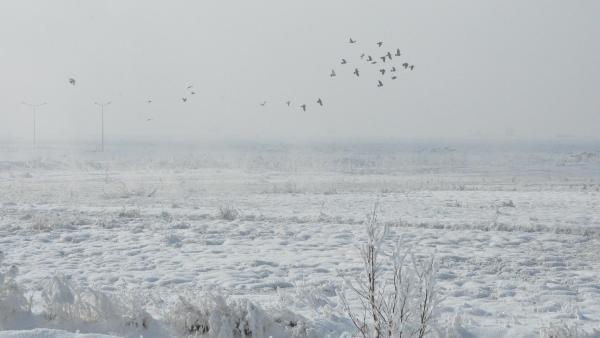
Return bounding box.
[0,328,119,338]
[1,141,600,337]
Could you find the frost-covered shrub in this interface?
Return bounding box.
[42,274,103,322]
[160,210,173,221]
[267,181,301,194]
[0,256,31,325]
[118,207,141,218]
[30,213,86,232]
[291,279,337,313]
[30,214,57,232]
[340,204,439,338]
[435,314,470,338]
[41,274,154,331]
[538,322,598,338]
[117,291,156,331]
[219,205,240,221]
[166,293,267,337]
[165,232,183,248]
[166,292,312,338]
[96,215,120,229]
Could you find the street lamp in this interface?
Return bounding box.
[94,101,111,152]
[21,101,47,147]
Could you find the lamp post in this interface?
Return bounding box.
[21,101,47,147]
[94,101,111,152]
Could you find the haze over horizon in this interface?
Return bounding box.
[1,0,599,144]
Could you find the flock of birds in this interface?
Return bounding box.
[68,78,197,106]
[258,38,415,112]
[64,38,415,118]
[337,38,415,85]
[66,78,199,122]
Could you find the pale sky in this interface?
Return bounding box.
[0,0,599,143]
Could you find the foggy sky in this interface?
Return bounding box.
[0,0,599,143]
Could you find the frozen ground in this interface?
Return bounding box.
[1,140,600,337]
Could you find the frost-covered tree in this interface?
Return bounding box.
[0,253,31,326]
[340,204,439,338]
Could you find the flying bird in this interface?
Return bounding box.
[286,100,291,106]
[377,41,384,47]
[300,104,307,112]
[360,53,365,59]
[380,56,386,63]
[377,80,384,87]
[182,97,188,103]
[341,59,347,65]
[395,48,401,57]
[68,78,76,86]
[402,62,409,69]
[146,99,152,103]
[391,67,397,72]
[371,61,377,65]
[187,85,193,89]
[330,69,337,77]
[386,51,392,59]
[409,65,415,71]
[354,68,360,77]
[366,55,373,62]
[191,91,196,95]
[260,101,267,106]
[379,69,386,75]
[146,118,152,122]
[349,38,356,44]
[317,98,323,106]
[391,76,397,80]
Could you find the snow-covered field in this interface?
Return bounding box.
[1,141,600,337]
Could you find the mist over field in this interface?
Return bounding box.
[1,1,600,338]
[1,0,599,143]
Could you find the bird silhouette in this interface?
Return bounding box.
[286,100,291,106]
[260,101,267,106]
[300,104,307,112]
[386,51,392,59]
[341,59,347,65]
[380,56,386,62]
[317,98,323,106]
[395,48,401,57]
[182,97,188,103]
[377,41,384,47]
[354,68,360,77]
[366,55,373,62]
[371,61,378,65]
[349,38,356,44]
[187,85,193,89]
[191,91,196,95]
[391,76,397,80]
[409,65,415,71]
[377,80,384,87]
[330,69,337,77]
[402,63,409,69]
[391,67,397,72]
[146,118,152,122]
[147,99,152,103]
[68,78,76,86]
[360,53,365,59]
[379,69,386,75]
